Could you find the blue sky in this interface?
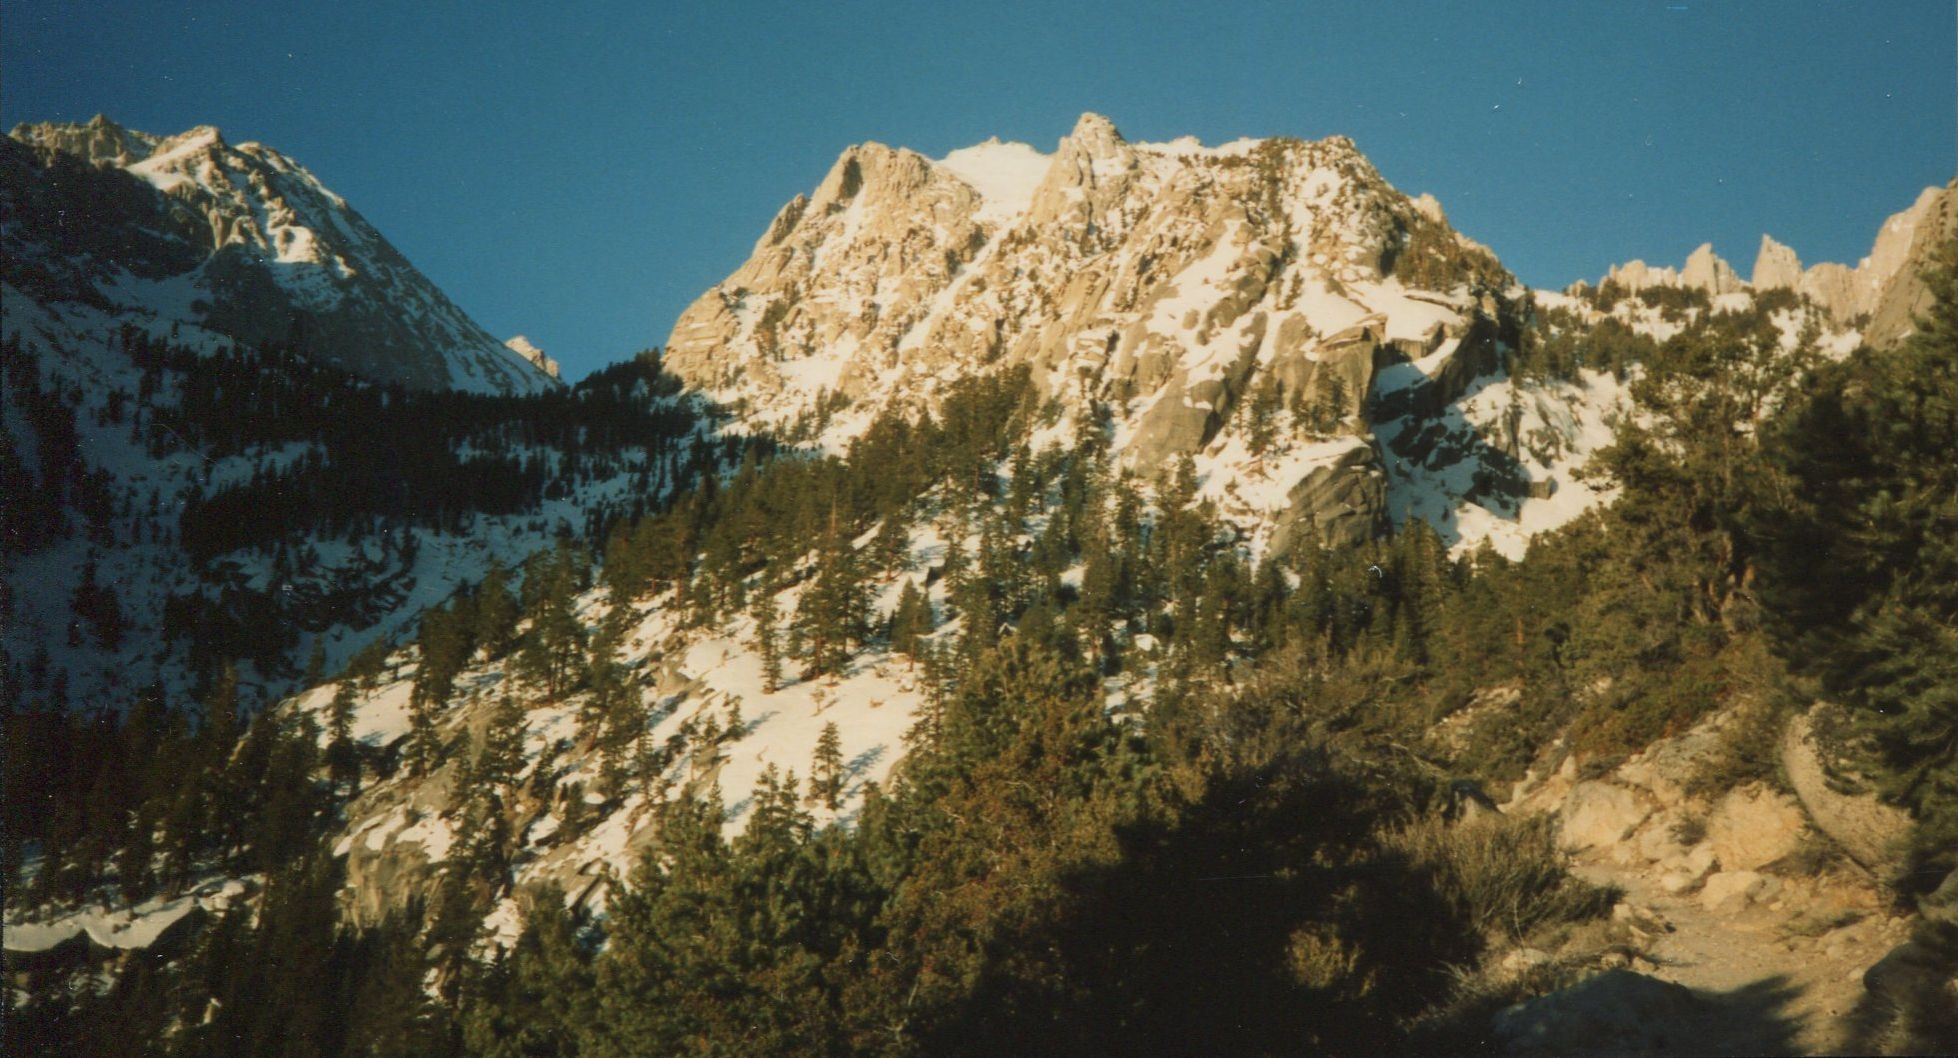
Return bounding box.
[6,1,1953,380]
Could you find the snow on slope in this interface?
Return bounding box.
[4,878,251,955]
[0,277,691,709]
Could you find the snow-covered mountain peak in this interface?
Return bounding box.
[505,335,561,378]
[663,114,1593,556]
[5,116,558,394]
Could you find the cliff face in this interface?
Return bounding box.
[1864,181,1958,348]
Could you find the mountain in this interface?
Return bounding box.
[8,112,1958,1058]
[1,117,717,712]
[3,115,557,394]
[503,335,562,379]
[663,113,1878,558]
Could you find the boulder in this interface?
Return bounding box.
[1658,844,1719,894]
[1635,818,1688,863]
[1858,869,1958,1049]
[1706,784,1806,872]
[1558,781,1653,851]
[1613,709,1732,809]
[1779,710,1911,871]
[1700,869,1767,910]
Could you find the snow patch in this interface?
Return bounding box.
[938,139,1053,225]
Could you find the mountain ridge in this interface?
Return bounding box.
[4,115,557,395]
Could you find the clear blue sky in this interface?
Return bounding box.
[6,1,1954,380]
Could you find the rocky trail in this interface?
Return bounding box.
[1565,850,1910,1055]
[1493,708,1923,1056]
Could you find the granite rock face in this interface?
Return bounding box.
[1865,181,1957,348]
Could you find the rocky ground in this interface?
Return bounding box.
[1557,845,1909,1054]
[1489,705,1928,1056]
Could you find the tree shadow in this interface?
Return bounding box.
[1493,970,1805,1058]
[843,744,886,785]
[1682,974,1805,1057]
[917,749,1482,1058]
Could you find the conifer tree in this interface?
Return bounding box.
[889,579,932,658]
[809,721,845,810]
[475,558,519,656]
[303,639,326,688]
[327,680,360,785]
[477,694,528,799]
[407,693,441,778]
[792,508,866,679]
[517,544,588,699]
[1244,376,1281,457]
[869,510,911,577]
[752,583,784,692]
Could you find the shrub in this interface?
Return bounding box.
[1388,812,1618,944]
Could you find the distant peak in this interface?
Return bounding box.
[154,125,227,152]
[1071,112,1122,137]
[1752,234,1802,291]
[1062,111,1128,155]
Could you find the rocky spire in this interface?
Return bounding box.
[1027,112,1139,237]
[1681,243,1742,295]
[1751,235,1803,291]
[1865,181,1957,348]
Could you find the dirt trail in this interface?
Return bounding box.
[1571,853,1910,1055]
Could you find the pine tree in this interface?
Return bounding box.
[1244,375,1282,457]
[517,544,588,699]
[477,694,528,799]
[889,579,932,658]
[791,507,866,679]
[303,639,326,688]
[475,558,519,656]
[869,510,911,577]
[809,721,845,810]
[752,583,784,692]
[407,693,441,778]
[326,681,361,786]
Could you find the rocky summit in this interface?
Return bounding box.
[666,113,1607,554]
